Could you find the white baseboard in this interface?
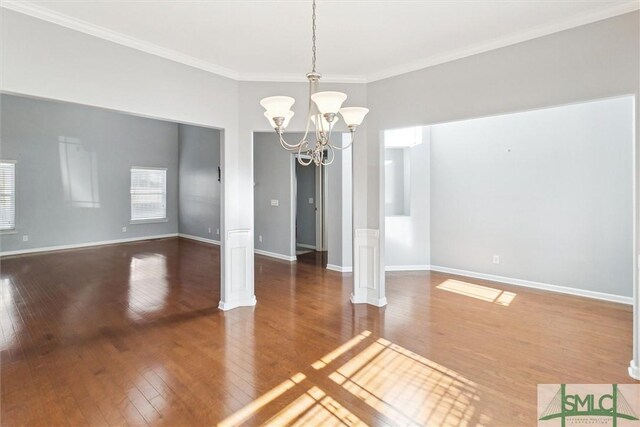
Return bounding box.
[327,264,353,273]
[386,264,431,272]
[296,243,316,250]
[430,265,633,305]
[330,264,431,273]
[254,249,296,262]
[178,233,220,245]
[0,233,179,257]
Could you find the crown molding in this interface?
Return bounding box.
[3,0,638,85]
[0,0,241,80]
[367,0,640,83]
[238,73,367,84]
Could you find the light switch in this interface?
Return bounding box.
[308,198,314,204]
[270,200,279,206]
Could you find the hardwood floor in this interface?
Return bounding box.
[0,237,635,426]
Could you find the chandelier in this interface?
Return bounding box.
[259,0,369,167]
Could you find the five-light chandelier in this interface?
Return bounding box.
[259,0,369,167]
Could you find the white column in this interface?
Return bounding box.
[351,124,386,307]
[218,128,256,311]
[629,95,639,380]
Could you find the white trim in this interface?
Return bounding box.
[629,360,640,380]
[327,264,352,273]
[386,264,431,272]
[430,265,633,305]
[0,233,178,257]
[3,0,637,84]
[178,233,220,245]
[0,0,364,84]
[130,218,168,225]
[254,249,296,262]
[366,1,640,82]
[0,0,240,80]
[218,296,257,311]
[238,73,367,84]
[297,243,316,250]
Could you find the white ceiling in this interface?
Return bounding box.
[4,0,638,82]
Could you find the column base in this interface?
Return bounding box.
[218,296,257,311]
[350,293,366,304]
[350,293,387,307]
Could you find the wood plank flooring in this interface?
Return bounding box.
[0,237,635,426]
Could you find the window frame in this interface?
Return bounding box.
[129,166,168,224]
[0,160,17,234]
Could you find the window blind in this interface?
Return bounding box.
[130,168,167,221]
[0,162,16,231]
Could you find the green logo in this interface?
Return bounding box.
[539,384,639,426]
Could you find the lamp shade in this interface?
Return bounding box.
[310,91,347,115]
[310,114,339,131]
[260,96,295,118]
[264,110,294,129]
[339,107,369,127]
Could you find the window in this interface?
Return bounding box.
[130,168,167,222]
[0,162,16,231]
[384,127,423,216]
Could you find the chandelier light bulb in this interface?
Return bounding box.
[310,91,348,115]
[339,107,369,127]
[260,96,295,118]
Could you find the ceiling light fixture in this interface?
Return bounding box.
[259,0,369,166]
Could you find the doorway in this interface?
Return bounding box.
[294,158,327,266]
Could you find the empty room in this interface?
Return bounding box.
[1,1,639,426]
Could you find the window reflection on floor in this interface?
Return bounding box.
[128,254,169,318]
[218,331,491,426]
[437,279,516,306]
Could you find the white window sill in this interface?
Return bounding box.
[130,218,168,225]
[0,230,17,235]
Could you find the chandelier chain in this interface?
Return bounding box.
[311,0,317,72]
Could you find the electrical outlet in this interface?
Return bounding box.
[308,197,314,204]
[493,255,500,264]
[22,235,28,242]
[258,235,263,242]
[122,227,127,233]
[270,200,279,207]
[216,228,220,235]
[208,227,212,234]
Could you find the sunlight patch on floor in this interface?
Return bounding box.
[264,386,365,427]
[437,279,516,306]
[330,338,488,426]
[217,331,490,426]
[217,372,306,427]
[312,330,372,370]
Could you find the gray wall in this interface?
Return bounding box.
[178,124,221,241]
[295,163,316,247]
[0,94,179,252]
[253,132,295,258]
[430,96,634,297]
[369,11,639,297]
[327,138,351,269]
[253,131,349,263]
